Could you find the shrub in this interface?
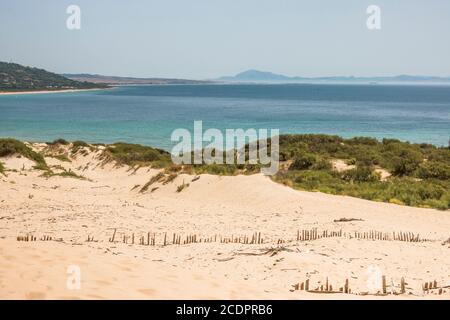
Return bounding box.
[341,166,380,183]
[192,163,240,175]
[311,157,332,170]
[289,154,316,170]
[290,170,339,190]
[48,138,69,145]
[105,142,172,167]
[56,169,86,180]
[53,154,71,162]
[139,172,165,193]
[72,140,89,148]
[71,140,94,154]
[391,149,423,176]
[0,138,47,168]
[416,161,450,180]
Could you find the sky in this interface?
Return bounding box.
[1,0,450,79]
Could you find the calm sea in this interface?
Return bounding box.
[0,84,449,149]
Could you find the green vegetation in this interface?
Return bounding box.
[158,134,450,209]
[0,138,48,170]
[272,134,450,210]
[52,154,71,162]
[163,173,178,185]
[140,172,165,193]
[188,163,261,176]
[41,168,87,180]
[0,161,4,175]
[104,142,172,168]
[48,138,70,145]
[1,134,448,210]
[176,180,190,193]
[72,140,90,148]
[71,140,93,154]
[0,61,108,92]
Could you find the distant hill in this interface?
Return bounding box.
[219,69,450,84]
[64,74,212,85]
[219,70,294,82]
[0,62,107,92]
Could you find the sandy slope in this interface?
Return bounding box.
[0,144,449,299]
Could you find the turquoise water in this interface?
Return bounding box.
[0,84,449,149]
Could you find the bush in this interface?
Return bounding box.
[52,154,71,162]
[0,138,47,168]
[71,140,93,154]
[311,157,332,170]
[391,149,422,176]
[72,140,89,148]
[289,154,316,170]
[416,161,450,180]
[105,142,171,167]
[49,138,69,145]
[341,166,380,183]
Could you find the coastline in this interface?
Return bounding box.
[0,87,112,96]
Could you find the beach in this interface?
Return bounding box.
[1,142,449,299]
[0,88,110,96]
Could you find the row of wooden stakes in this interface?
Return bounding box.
[105,229,265,246]
[94,228,430,247]
[294,228,426,243]
[293,278,352,294]
[106,229,157,246]
[381,275,407,295]
[21,228,429,247]
[293,276,404,295]
[17,235,53,242]
[296,229,343,241]
[422,280,448,295]
[293,276,446,296]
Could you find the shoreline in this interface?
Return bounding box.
[0,87,113,96]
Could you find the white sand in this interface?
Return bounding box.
[0,88,109,96]
[0,144,449,299]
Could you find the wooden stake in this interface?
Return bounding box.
[110,228,117,242]
[382,276,387,294]
[400,277,406,294]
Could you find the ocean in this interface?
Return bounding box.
[0,84,449,149]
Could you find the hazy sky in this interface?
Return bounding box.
[1,0,450,79]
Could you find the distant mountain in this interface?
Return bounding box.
[64,74,212,85]
[219,70,294,82]
[219,69,450,84]
[0,62,107,92]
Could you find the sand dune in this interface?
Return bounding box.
[0,144,449,299]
